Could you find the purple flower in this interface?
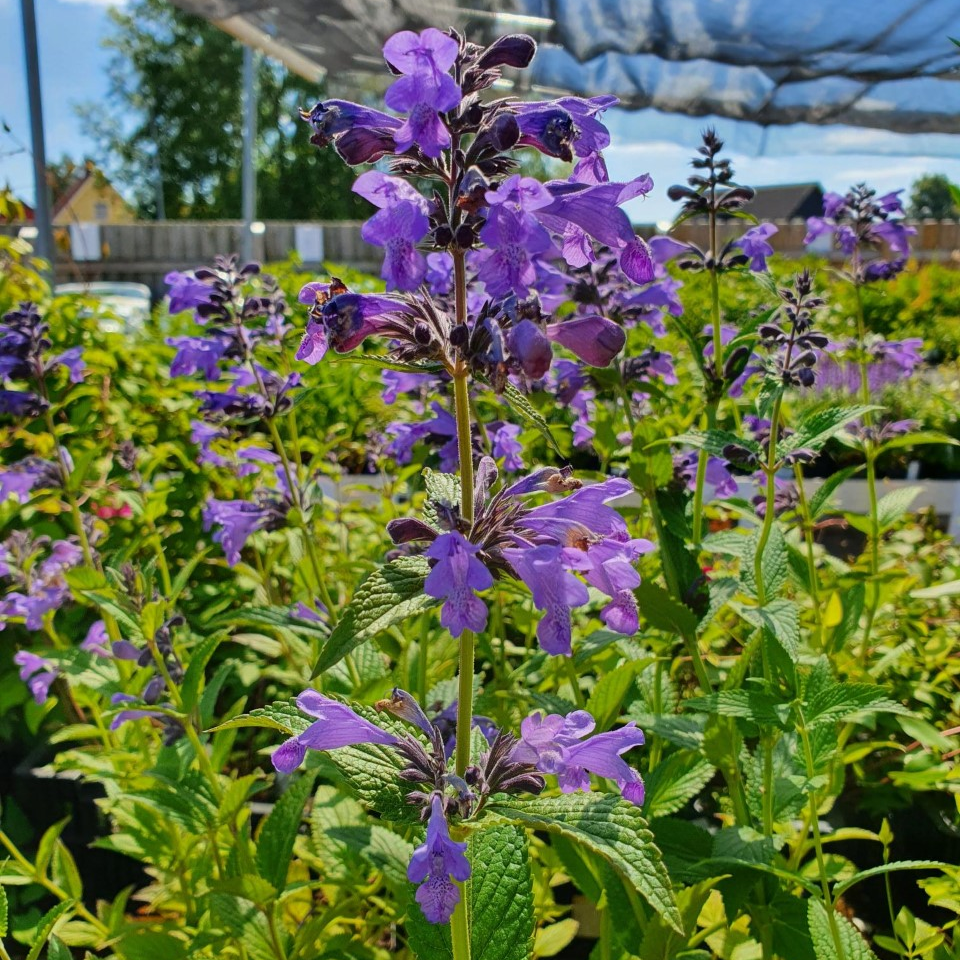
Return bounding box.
[383,29,461,158]
[0,390,47,418]
[477,204,553,299]
[425,252,454,296]
[81,620,111,656]
[361,202,430,291]
[407,794,471,924]
[382,369,431,405]
[109,692,167,730]
[512,710,645,805]
[490,421,523,471]
[515,96,617,162]
[547,314,625,368]
[301,100,401,162]
[353,171,429,211]
[166,335,231,380]
[165,271,212,315]
[272,689,398,774]
[674,451,739,500]
[502,544,589,656]
[735,223,777,272]
[14,650,58,704]
[0,457,62,503]
[52,347,85,383]
[296,292,411,363]
[203,498,273,567]
[424,531,493,637]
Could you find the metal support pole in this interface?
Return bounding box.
[241,44,257,263]
[20,0,54,268]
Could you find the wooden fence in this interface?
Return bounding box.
[3,218,959,294]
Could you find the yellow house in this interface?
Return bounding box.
[52,165,134,226]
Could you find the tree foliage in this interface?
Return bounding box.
[907,173,959,220]
[78,0,369,220]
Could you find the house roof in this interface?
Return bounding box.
[744,183,823,220]
[52,170,93,217]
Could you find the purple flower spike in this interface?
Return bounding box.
[408,794,471,924]
[424,531,493,638]
[272,690,398,774]
[296,320,328,365]
[202,498,273,567]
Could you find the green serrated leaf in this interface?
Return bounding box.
[875,486,922,530]
[208,700,312,736]
[25,901,74,960]
[636,581,699,637]
[487,793,681,932]
[779,405,880,457]
[343,354,445,374]
[808,898,879,960]
[832,583,864,652]
[499,382,562,454]
[643,754,715,819]
[831,860,949,899]
[312,557,437,675]
[803,660,911,728]
[471,825,535,960]
[423,469,461,528]
[684,689,792,728]
[256,771,317,892]
[585,663,639,732]
[0,884,7,936]
[180,632,225,713]
[808,467,862,520]
[740,522,788,600]
[738,598,800,660]
[672,429,762,460]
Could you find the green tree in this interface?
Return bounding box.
[907,173,959,220]
[77,0,369,221]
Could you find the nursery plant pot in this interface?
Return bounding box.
[12,750,148,903]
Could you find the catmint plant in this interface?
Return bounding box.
[228,26,685,955]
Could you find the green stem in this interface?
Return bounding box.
[450,889,472,960]
[0,827,107,933]
[798,719,847,960]
[565,659,586,709]
[853,282,880,668]
[792,464,825,648]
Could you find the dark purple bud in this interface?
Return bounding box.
[387,517,439,544]
[143,675,165,705]
[488,113,520,151]
[477,34,536,69]
[414,322,433,345]
[454,224,475,250]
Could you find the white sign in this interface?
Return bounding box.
[295,224,324,263]
[69,222,102,262]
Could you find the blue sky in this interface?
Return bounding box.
[4,0,960,223]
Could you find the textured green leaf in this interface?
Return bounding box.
[740,522,788,599]
[323,738,419,823]
[324,824,414,889]
[313,557,437,675]
[803,661,911,728]
[738,598,800,660]
[488,793,681,931]
[808,467,862,519]
[0,884,7,936]
[831,583,864,651]
[636,581,699,636]
[643,754,715,819]
[808,899,879,960]
[685,689,792,728]
[209,893,276,960]
[422,468,461,528]
[46,934,71,960]
[779,405,879,457]
[180,632,225,713]
[25,901,74,960]
[499,382,562,454]
[832,860,949,899]
[875,486,922,530]
[208,700,312,736]
[671,429,762,460]
[51,840,83,901]
[256,771,317,892]
[913,578,960,599]
[471,825,535,960]
[343,354,444,374]
[585,662,639,731]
